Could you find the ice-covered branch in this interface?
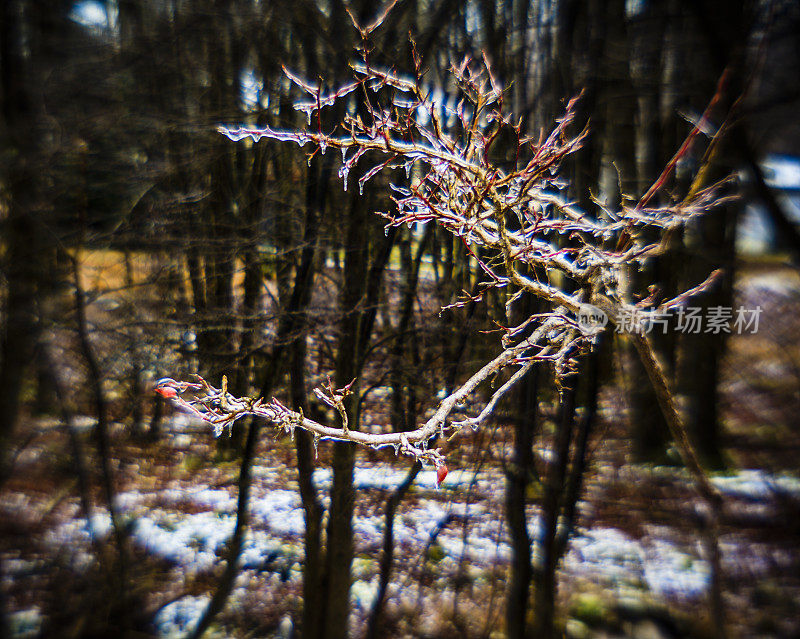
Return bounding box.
[180,52,734,472]
[154,316,565,467]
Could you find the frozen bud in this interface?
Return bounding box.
[155,386,177,399]
[436,463,449,487]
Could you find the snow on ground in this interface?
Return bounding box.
[711,469,800,501]
[44,512,113,569]
[133,507,295,574]
[641,538,710,598]
[153,595,209,638]
[568,527,710,598]
[33,465,798,637]
[311,466,483,491]
[738,271,800,300]
[350,577,380,611]
[6,607,42,639]
[250,490,306,536]
[134,511,235,571]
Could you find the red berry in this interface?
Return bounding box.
[436,464,448,486]
[155,386,177,398]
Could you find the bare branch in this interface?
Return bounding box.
[182,52,734,475]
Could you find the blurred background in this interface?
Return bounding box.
[1,1,799,638]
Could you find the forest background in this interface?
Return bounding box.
[1,1,800,638]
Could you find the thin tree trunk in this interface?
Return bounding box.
[533,376,577,639]
[364,463,421,639]
[505,362,538,639]
[292,334,324,638]
[70,255,131,636]
[0,0,47,476]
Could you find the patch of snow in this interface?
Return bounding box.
[7,607,42,639]
[569,527,646,585]
[438,529,510,563]
[719,536,793,577]
[132,506,297,575]
[47,513,112,548]
[153,596,209,638]
[167,413,209,433]
[114,492,145,511]
[399,500,508,563]
[133,512,234,571]
[188,488,238,511]
[354,516,383,541]
[70,416,99,432]
[70,1,111,30]
[756,155,800,190]
[421,468,477,489]
[354,467,416,490]
[350,578,379,610]
[169,434,194,448]
[42,507,143,571]
[711,469,800,501]
[156,487,237,512]
[642,539,710,598]
[568,527,710,599]
[740,273,800,298]
[239,529,292,571]
[252,465,283,481]
[250,490,305,536]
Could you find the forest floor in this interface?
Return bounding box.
[1,258,799,639]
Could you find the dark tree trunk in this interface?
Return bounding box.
[291,335,325,639]
[318,192,372,639]
[504,361,538,639]
[0,0,51,473]
[676,0,749,469]
[533,377,577,639]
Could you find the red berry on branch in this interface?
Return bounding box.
[436,464,448,487]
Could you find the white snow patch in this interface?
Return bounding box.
[132,508,295,573]
[355,467,415,490]
[350,578,379,610]
[133,512,233,571]
[167,413,209,433]
[114,492,145,511]
[239,529,290,570]
[7,607,42,639]
[741,273,800,298]
[169,434,194,449]
[757,155,800,190]
[711,469,800,501]
[250,490,305,536]
[47,513,112,549]
[156,487,237,511]
[569,527,645,585]
[568,527,710,598]
[153,596,209,638]
[642,539,710,597]
[188,488,237,511]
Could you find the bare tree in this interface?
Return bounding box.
[164,52,722,475]
[157,35,734,638]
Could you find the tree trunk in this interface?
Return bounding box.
[0,0,50,474]
[505,361,538,639]
[533,377,577,639]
